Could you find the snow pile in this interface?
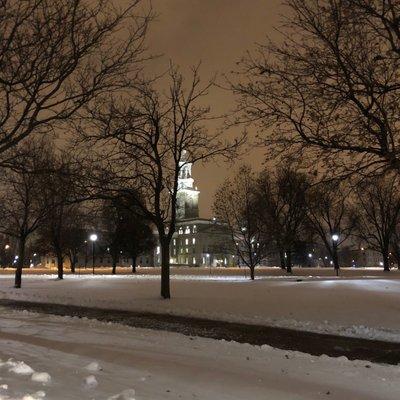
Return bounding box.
[8,361,35,375]
[85,361,102,372]
[22,391,46,400]
[107,389,136,400]
[31,372,51,384]
[83,375,98,389]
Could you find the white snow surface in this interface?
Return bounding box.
[0,308,399,400]
[1,274,400,342]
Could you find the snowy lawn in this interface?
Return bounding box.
[0,308,399,400]
[1,274,400,342]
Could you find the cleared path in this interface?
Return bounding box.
[1,299,399,365]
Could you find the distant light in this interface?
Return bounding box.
[308,253,312,258]
[379,261,384,266]
[15,255,19,259]
[33,253,37,257]
[89,234,98,242]
[332,234,339,241]
[361,247,364,251]
[4,244,10,250]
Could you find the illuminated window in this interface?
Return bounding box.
[193,225,197,233]
[185,238,189,245]
[173,239,176,246]
[178,228,183,235]
[192,238,196,244]
[186,247,189,253]
[156,246,160,255]
[185,226,190,234]
[192,257,196,264]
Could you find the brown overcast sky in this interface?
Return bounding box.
[145,0,284,217]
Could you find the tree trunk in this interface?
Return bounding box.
[160,239,170,299]
[250,265,255,280]
[286,250,292,274]
[14,237,26,288]
[382,248,390,271]
[131,254,137,273]
[279,249,286,269]
[111,254,118,275]
[68,251,77,273]
[332,245,339,276]
[56,250,64,280]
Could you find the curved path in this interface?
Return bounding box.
[0,298,399,365]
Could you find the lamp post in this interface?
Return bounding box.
[89,234,98,275]
[3,244,10,269]
[331,234,339,276]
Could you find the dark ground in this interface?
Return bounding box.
[0,299,399,366]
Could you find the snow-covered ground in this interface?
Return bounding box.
[0,307,399,400]
[1,274,400,342]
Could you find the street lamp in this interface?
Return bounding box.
[3,244,10,269]
[89,234,98,275]
[331,234,339,276]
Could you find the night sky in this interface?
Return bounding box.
[146,0,283,217]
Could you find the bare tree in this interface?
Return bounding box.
[116,195,156,273]
[255,165,309,273]
[232,0,400,177]
[213,165,267,280]
[0,139,51,287]
[35,152,80,279]
[79,67,243,298]
[306,181,356,275]
[101,199,125,274]
[0,0,150,164]
[63,214,89,273]
[353,173,400,271]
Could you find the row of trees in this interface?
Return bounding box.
[0,138,155,287]
[214,165,400,279]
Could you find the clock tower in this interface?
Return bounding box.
[176,151,199,220]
